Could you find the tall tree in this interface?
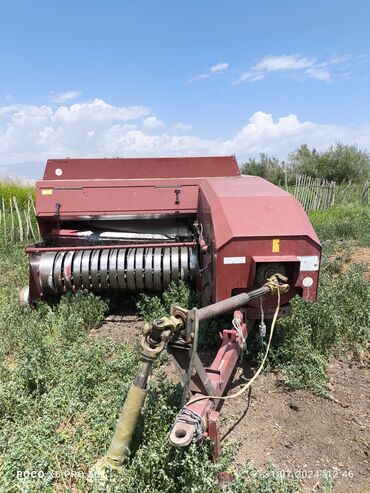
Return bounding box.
[289,143,370,183]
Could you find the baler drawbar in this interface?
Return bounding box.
[92,273,289,479]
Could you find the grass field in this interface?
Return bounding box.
[0,183,369,492]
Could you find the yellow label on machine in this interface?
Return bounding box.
[41,189,53,195]
[272,239,280,253]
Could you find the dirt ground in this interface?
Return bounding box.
[349,247,370,278]
[90,248,370,493]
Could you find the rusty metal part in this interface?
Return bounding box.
[256,262,286,287]
[168,408,203,447]
[193,220,209,253]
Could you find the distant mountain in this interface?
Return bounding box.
[0,162,44,182]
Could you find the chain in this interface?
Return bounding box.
[171,409,203,443]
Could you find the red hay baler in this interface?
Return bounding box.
[23,156,321,476]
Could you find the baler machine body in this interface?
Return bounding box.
[25,156,321,313]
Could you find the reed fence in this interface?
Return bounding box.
[293,175,369,212]
[0,195,40,243]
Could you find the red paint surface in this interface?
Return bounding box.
[197,176,321,304]
[29,156,321,306]
[43,156,240,180]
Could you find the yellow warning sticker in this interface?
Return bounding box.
[272,239,280,253]
[41,189,53,196]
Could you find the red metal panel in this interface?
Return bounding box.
[43,156,240,181]
[199,176,320,248]
[197,176,321,305]
[36,183,199,216]
[212,238,320,303]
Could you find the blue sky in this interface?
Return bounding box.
[0,0,370,177]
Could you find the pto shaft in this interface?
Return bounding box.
[91,316,182,480]
[104,358,152,467]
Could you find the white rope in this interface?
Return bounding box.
[185,289,281,406]
[232,316,246,350]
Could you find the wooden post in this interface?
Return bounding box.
[361,181,369,204]
[283,160,288,191]
[23,209,30,239]
[9,198,14,242]
[12,196,24,241]
[1,197,5,241]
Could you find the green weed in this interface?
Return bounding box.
[0,179,35,208]
[136,280,199,322]
[270,263,370,393]
[309,204,370,245]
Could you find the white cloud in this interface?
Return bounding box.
[210,62,229,73]
[1,99,369,169]
[169,122,192,133]
[254,55,314,72]
[142,116,165,130]
[233,54,351,84]
[49,90,82,103]
[189,62,229,81]
[305,68,331,82]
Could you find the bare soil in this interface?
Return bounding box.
[349,247,370,278]
[90,248,370,492]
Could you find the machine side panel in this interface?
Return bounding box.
[198,176,321,306]
[199,176,320,248]
[36,183,199,216]
[43,156,240,181]
[215,238,321,304]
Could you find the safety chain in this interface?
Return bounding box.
[171,408,203,443]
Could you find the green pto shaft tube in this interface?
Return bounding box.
[105,358,152,465]
[91,316,182,481]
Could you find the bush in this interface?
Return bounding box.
[241,153,285,185]
[136,281,198,322]
[0,179,35,208]
[289,143,370,183]
[270,263,370,394]
[309,204,370,246]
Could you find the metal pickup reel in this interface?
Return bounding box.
[38,246,197,295]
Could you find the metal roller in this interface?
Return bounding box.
[171,247,180,283]
[180,247,188,282]
[144,248,153,290]
[72,251,83,289]
[100,250,110,290]
[117,249,127,290]
[37,245,197,295]
[39,251,57,294]
[81,250,91,289]
[126,249,136,290]
[109,250,119,289]
[135,248,145,290]
[63,251,75,291]
[90,250,101,291]
[153,248,162,291]
[54,252,65,293]
[162,247,171,286]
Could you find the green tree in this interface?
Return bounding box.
[289,143,370,183]
[241,153,285,185]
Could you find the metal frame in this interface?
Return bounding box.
[169,309,252,461]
